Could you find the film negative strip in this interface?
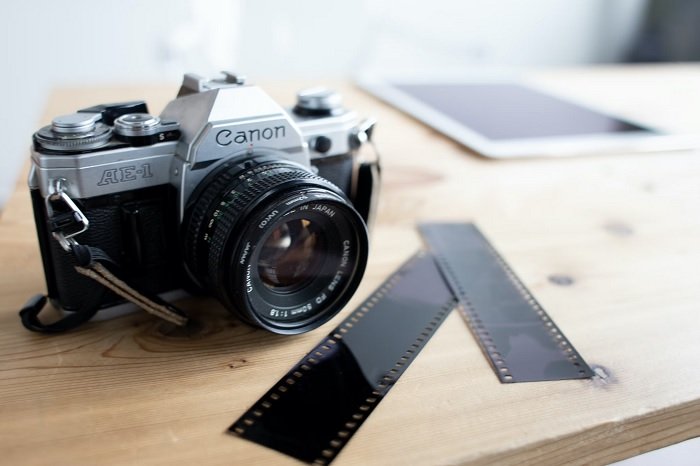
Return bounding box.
[419,222,593,383]
[229,253,456,464]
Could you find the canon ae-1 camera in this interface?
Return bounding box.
[27,72,379,334]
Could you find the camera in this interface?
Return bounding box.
[28,72,379,334]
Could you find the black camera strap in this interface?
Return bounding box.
[20,245,189,333]
[20,294,102,334]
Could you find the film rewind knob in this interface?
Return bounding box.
[294,88,345,116]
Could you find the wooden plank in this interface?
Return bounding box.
[0,66,699,465]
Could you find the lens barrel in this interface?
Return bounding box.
[183,157,369,334]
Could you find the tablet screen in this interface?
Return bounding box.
[392,83,654,140]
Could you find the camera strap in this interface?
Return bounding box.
[71,244,189,326]
[20,182,189,333]
[20,243,189,333]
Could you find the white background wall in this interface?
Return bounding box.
[0,0,648,208]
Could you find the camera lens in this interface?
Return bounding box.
[258,219,326,291]
[183,157,369,334]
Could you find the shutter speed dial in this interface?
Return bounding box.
[34,113,112,151]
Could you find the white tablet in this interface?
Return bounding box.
[357,75,700,158]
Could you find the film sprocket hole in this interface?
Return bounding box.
[26,72,379,334]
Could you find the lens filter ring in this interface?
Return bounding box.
[184,158,369,334]
[231,190,368,333]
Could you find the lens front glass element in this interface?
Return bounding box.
[258,219,326,291]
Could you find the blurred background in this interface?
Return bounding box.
[0,0,698,210]
[0,1,699,463]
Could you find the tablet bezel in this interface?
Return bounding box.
[357,73,700,158]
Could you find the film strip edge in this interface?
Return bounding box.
[420,222,593,383]
[229,252,456,464]
[476,228,593,380]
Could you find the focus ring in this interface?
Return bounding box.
[182,156,370,334]
[184,159,342,289]
[185,161,306,278]
[184,159,252,275]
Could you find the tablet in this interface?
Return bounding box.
[357,76,699,158]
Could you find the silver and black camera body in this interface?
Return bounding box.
[29,72,379,334]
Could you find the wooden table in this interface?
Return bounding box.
[1,65,699,465]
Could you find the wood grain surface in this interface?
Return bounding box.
[1,65,699,465]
